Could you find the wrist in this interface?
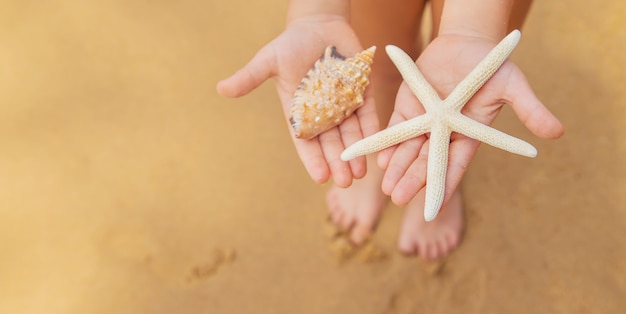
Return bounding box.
[286,0,351,24]
[438,0,514,42]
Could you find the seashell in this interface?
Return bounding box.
[289,45,376,139]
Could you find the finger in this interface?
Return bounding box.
[505,67,565,139]
[437,135,480,208]
[377,146,397,170]
[376,111,407,170]
[343,88,379,178]
[389,140,429,206]
[292,137,330,184]
[376,115,404,169]
[319,129,353,188]
[216,45,276,98]
[354,87,380,137]
[339,115,367,179]
[393,82,428,119]
[377,114,428,171]
[381,136,426,195]
[390,134,478,209]
[378,82,427,168]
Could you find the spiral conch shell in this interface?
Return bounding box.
[290,46,376,139]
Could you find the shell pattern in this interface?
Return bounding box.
[290,46,376,139]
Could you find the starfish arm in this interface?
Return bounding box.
[446,30,521,111]
[385,45,442,112]
[340,114,432,161]
[424,123,451,221]
[448,114,538,158]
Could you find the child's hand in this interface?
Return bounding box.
[378,33,564,207]
[217,16,379,187]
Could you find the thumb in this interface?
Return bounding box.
[506,67,565,139]
[216,45,276,98]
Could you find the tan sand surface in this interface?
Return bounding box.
[0,1,625,313]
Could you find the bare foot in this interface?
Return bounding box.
[326,156,389,245]
[397,187,464,260]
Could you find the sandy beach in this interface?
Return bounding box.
[1,1,625,313]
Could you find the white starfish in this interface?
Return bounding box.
[340,30,537,222]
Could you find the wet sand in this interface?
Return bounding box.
[1,1,625,313]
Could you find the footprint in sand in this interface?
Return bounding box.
[383,264,487,313]
[323,221,389,265]
[145,247,237,285]
[101,227,237,284]
[185,248,237,282]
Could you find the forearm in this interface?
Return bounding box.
[286,0,351,24]
[438,0,518,41]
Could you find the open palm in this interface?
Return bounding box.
[217,17,380,187]
[378,33,564,207]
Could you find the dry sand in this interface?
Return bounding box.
[1,1,625,313]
